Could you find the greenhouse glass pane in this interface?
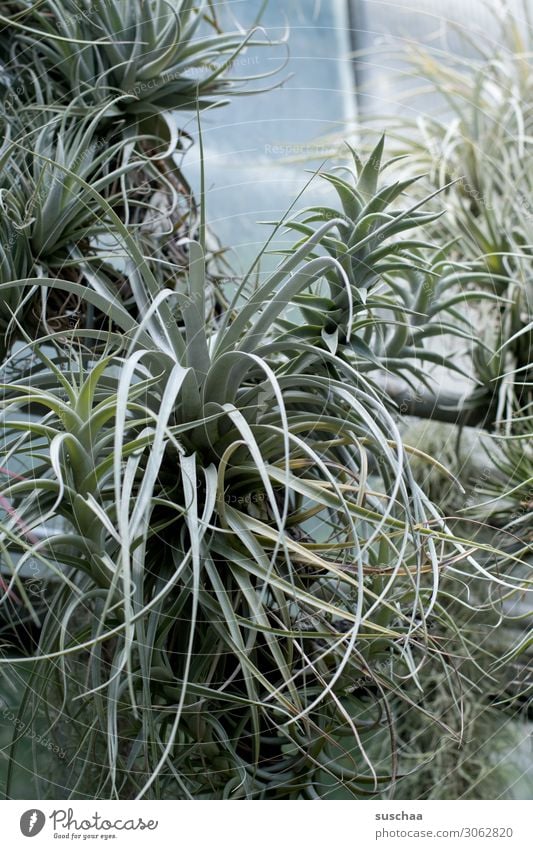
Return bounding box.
[187,0,355,264]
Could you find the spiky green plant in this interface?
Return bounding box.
[0,0,531,803]
[3,0,278,123]
[0,106,173,347]
[0,0,278,356]
[1,168,529,798]
[359,0,533,422]
[273,137,498,389]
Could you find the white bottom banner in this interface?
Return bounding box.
[1,800,531,848]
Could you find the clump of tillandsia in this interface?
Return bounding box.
[0,100,226,356]
[0,1,279,367]
[0,108,155,346]
[361,0,533,420]
[2,0,281,126]
[0,175,529,799]
[8,112,148,261]
[273,137,497,388]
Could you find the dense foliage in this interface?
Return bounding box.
[0,0,530,800]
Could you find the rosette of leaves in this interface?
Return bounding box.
[2,178,522,800]
[368,0,533,418]
[0,103,201,352]
[273,137,496,388]
[10,109,164,261]
[3,0,279,124]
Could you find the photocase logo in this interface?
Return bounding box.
[20,809,46,837]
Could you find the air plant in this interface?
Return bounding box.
[0,0,280,349]
[0,157,529,797]
[359,0,533,421]
[0,96,230,355]
[2,0,281,124]
[0,0,530,803]
[273,137,498,391]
